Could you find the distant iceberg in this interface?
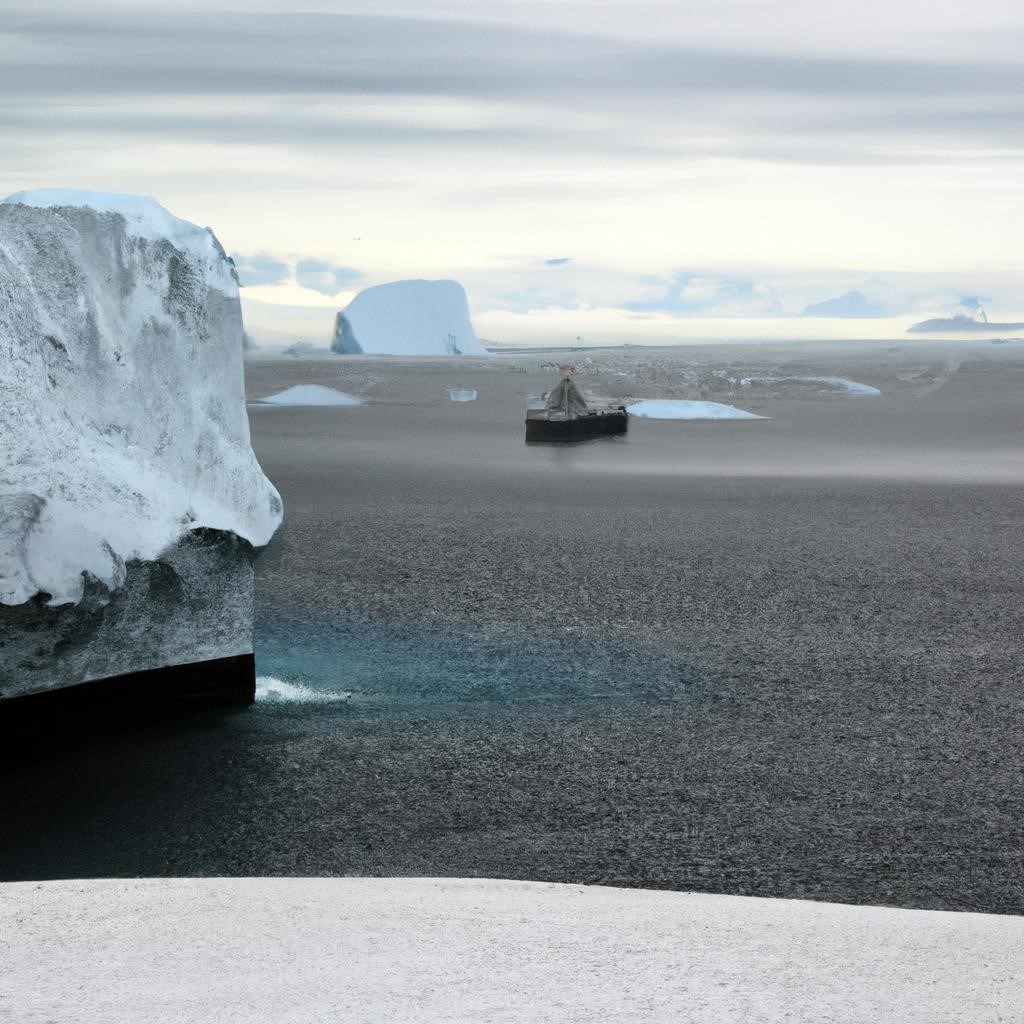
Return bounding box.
[448,388,478,402]
[332,279,489,356]
[627,400,767,420]
[257,385,362,406]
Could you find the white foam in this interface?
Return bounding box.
[257,385,363,407]
[255,676,350,703]
[627,400,767,420]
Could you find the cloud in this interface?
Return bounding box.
[624,275,783,316]
[232,252,290,287]
[295,259,364,295]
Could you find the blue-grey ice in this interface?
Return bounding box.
[257,385,362,406]
[627,400,767,420]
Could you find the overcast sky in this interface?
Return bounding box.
[2,0,1022,342]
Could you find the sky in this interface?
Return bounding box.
[2,0,1022,346]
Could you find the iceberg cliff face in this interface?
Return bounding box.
[332,279,488,356]
[0,190,282,607]
[0,190,282,699]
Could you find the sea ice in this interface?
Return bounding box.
[257,384,363,406]
[627,400,767,420]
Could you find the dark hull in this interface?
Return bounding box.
[0,653,255,747]
[525,410,628,444]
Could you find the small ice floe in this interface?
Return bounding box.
[626,400,767,420]
[448,388,478,402]
[255,676,351,703]
[805,376,881,397]
[256,385,362,406]
[745,375,880,397]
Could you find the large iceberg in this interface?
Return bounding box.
[332,279,489,356]
[0,189,282,703]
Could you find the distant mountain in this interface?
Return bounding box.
[801,290,885,318]
[908,315,1024,334]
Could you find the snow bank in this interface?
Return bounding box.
[0,189,282,606]
[256,384,362,406]
[333,279,489,356]
[4,878,1021,1023]
[627,400,767,420]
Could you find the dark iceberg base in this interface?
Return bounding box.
[0,529,256,702]
[0,653,254,741]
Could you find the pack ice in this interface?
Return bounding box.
[0,190,282,696]
[332,279,489,356]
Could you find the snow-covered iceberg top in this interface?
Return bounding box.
[627,400,767,420]
[256,384,362,406]
[333,279,489,357]
[0,190,282,606]
[2,189,238,295]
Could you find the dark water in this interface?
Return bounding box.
[3,368,1024,913]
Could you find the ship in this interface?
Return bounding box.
[525,365,628,443]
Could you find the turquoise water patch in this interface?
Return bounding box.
[254,609,718,713]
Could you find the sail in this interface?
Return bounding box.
[545,377,590,417]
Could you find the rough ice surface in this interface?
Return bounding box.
[627,400,767,420]
[332,279,489,356]
[6,877,1023,1023]
[257,384,362,406]
[448,388,478,402]
[0,189,282,609]
[1,531,256,697]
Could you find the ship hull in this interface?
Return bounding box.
[525,410,629,443]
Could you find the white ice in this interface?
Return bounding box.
[808,376,882,397]
[1,189,237,294]
[4,878,1021,1024]
[256,385,363,406]
[255,676,350,703]
[739,375,881,397]
[0,191,282,606]
[627,400,767,420]
[333,279,489,356]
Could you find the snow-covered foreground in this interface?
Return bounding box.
[2,878,1020,1024]
[256,384,363,406]
[627,400,767,420]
